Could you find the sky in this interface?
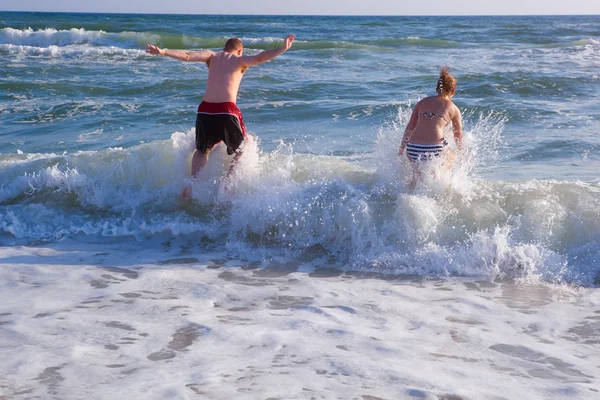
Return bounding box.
[1,0,599,16]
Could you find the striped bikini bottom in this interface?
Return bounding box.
[406,139,448,161]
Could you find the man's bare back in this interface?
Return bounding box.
[203,51,245,103]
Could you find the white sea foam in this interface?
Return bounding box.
[0,244,597,399]
[1,110,598,284]
[0,28,297,50]
[0,27,108,46]
[0,27,162,49]
[0,29,304,59]
[0,43,147,58]
[239,37,285,45]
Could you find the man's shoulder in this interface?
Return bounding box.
[215,51,244,62]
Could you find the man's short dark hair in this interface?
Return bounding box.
[224,38,243,52]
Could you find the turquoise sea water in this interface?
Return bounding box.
[1,13,599,285]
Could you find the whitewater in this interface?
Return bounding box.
[1,12,599,400]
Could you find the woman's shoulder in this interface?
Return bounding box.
[417,96,436,107]
[420,95,437,102]
[449,100,460,112]
[448,101,461,120]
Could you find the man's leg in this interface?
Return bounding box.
[182,149,210,200]
[191,149,209,177]
[225,151,243,178]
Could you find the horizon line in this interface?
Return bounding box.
[1,10,599,17]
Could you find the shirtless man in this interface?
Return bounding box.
[145,34,295,197]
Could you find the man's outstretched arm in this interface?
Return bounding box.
[239,35,295,67]
[146,44,213,63]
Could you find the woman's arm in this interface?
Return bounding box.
[399,104,419,156]
[451,106,463,150]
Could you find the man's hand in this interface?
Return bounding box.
[146,44,164,56]
[282,34,295,51]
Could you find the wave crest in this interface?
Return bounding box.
[1,110,599,285]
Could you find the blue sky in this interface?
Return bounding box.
[1,0,599,15]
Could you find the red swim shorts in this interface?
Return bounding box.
[195,101,247,155]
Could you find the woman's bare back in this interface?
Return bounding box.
[409,96,457,144]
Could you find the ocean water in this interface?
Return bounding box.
[1,12,599,399]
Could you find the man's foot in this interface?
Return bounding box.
[182,176,200,201]
[221,178,235,197]
[181,184,192,201]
